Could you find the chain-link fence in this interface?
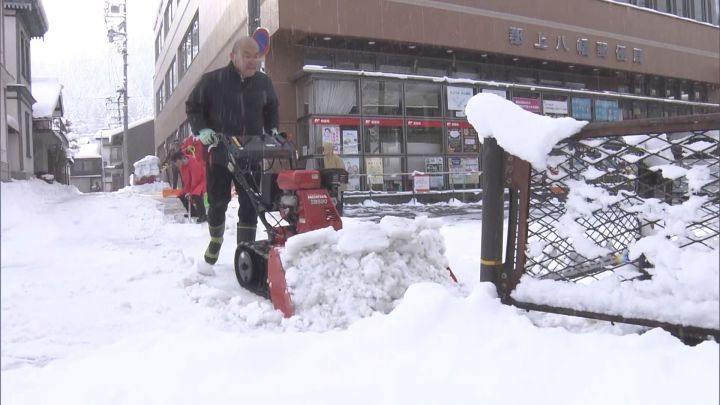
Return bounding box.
[484,113,720,341]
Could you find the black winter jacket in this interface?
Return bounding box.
[185,62,279,138]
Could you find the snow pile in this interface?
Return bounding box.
[281,216,457,329]
[133,155,160,178]
[0,179,81,232]
[465,93,588,170]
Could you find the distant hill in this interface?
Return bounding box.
[31,0,157,137]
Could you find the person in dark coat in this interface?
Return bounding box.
[186,36,279,265]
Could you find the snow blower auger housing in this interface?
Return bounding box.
[215,134,348,318]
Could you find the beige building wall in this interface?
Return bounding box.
[154,0,720,152]
[276,0,719,85]
[154,0,255,150]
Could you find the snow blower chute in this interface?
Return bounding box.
[215,134,347,317]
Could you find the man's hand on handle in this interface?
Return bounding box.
[197,128,216,145]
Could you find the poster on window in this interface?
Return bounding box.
[463,157,480,184]
[365,157,384,185]
[448,129,462,152]
[542,99,568,116]
[449,157,464,185]
[425,157,444,189]
[512,97,542,113]
[482,88,507,99]
[571,97,592,121]
[447,86,474,112]
[343,157,361,191]
[342,130,358,154]
[413,174,430,193]
[595,99,621,122]
[462,128,478,152]
[321,125,341,152]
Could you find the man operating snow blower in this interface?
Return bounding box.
[185,36,280,267]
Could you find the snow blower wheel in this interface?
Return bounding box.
[234,243,269,298]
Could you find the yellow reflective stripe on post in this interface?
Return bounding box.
[480,258,502,266]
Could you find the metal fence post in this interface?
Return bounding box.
[480,137,505,284]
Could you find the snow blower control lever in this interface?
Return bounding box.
[214,133,348,318]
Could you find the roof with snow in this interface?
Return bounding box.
[31,78,63,118]
[94,116,154,140]
[73,142,102,159]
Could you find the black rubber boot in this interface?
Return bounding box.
[191,195,207,223]
[237,223,257,244]
[204,222,225,265]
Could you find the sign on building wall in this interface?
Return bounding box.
[509,26,644,64]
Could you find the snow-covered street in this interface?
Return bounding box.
[1,179,717,405]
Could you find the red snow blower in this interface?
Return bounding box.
[215,133,347,318]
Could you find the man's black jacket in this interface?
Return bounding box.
[185,62,279,139]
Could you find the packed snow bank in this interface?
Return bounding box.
[465,93,588,170]
[280,216,458,329]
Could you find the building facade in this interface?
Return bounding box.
[95,117,155,191]
[1,0,48,181]
[32,77,70,185]
[153,0,720,192]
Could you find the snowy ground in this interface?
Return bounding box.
[1,179,718,405]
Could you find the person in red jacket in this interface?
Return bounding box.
[169,137,207,223]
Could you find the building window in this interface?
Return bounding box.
[25,112,31,158]
[178,13,199,79]
[363,121,403,154]
[163,0,173,36]
[156,84,165,113]
[404,81,441,117]
[155,29,163,60]
[165,57,176,101]
[362,79,402,116]
[365,156,404,191]
[407,125,443,154]
[110,146,122,162]
[20,32,30,80]
[314,79,358,115]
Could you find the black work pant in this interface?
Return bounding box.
[206,160,261,228]
[179,194,207,219]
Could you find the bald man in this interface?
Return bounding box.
[186,36,279,267]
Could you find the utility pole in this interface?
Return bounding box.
[105,0,129,186]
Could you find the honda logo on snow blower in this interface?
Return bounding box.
[307,193,328,205]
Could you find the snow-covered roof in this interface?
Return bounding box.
[94,116,154,140]
[31,78,63,118]
[73,142,102,159]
